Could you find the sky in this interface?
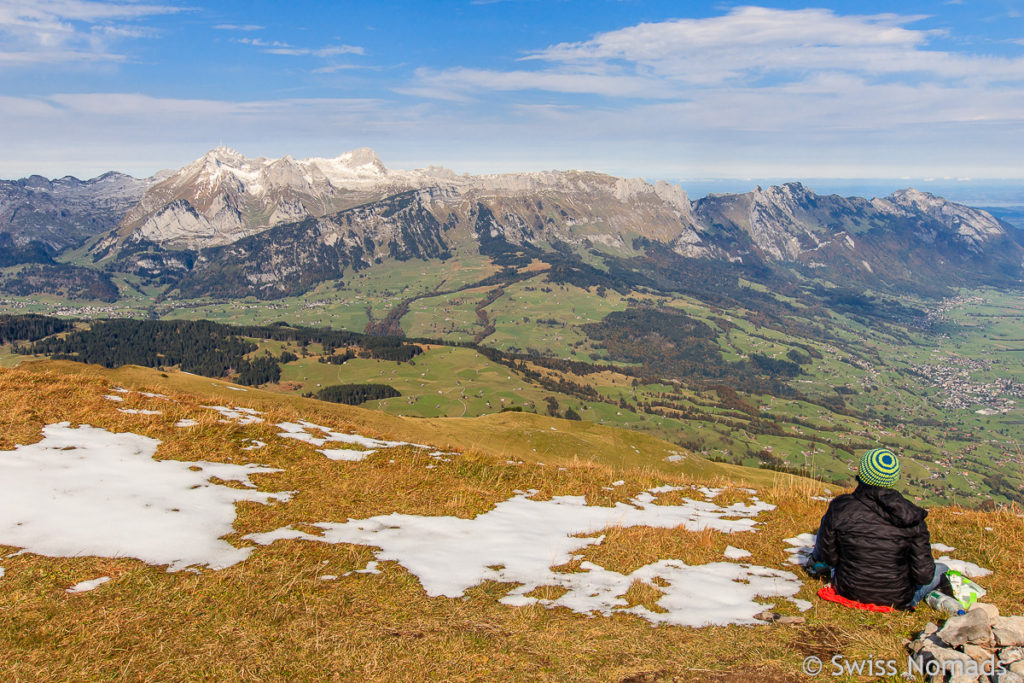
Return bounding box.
[1,0,1023,185]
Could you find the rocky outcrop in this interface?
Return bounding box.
[907,604,1024,682]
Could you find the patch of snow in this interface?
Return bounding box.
[321,448,374,462]
[241,440,266,451]
[611,480,625,487]
[319,574,337,581]
[0,423,291,571]
[66,576,110,593]
[664,455,684,462]
[245,487,798,626]
[783,533,816,566]
[226,386,248,392]
[0,567,4,578]
[276,420,417,451]
[112,387,130,393]
[141,392,167,399]
[931,543,956,553]
[118,409,162,415]
[792,598,813,612]
[724,546,752,560]
[938,556,992,578]
[204,405,264,425]
[698,487,722,499]
[355,561,381,574]
[175,419,198,428]
[103,395,125,402]
[810,496,831,502]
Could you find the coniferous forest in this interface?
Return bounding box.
[15,317,422,386]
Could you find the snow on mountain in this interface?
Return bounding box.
[89,147,704,256]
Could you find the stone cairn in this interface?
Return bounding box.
[907,603,1024,682]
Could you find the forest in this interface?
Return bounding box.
[311,383,401,405]
[15,317,424,386]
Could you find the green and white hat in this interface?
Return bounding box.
[858,448,901,488]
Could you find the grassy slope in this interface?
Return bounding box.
[0,363,1019,681]
[19,360,785,487]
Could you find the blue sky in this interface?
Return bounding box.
[1,0,1023,183]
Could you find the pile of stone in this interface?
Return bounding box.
[907,603,1024,682]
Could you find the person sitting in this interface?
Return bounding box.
[807,448,947,609]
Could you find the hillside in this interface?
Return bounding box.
[0,363,1016,681]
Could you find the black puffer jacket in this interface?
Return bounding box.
[816,482,935,608]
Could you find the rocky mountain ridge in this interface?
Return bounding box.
[92,147,700,255]
[4,148,1021,300]
[0,171,157,255]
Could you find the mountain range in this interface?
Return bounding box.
[2,147,1022,300]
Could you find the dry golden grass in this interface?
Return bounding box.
[0,363,1017,682]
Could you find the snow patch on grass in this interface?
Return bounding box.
[0,423,291,571]
[246,487,802,626]
[724,545,751,560]
[783,533,816,566]
[276,420,428,461]
[204,405,264,425]
[66,576,110,593]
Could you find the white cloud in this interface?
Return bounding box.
[264,44,364,57]
[415,5,1024,98]
[0,0,181,65]
[392,4,1024,177]
[213,24,264,31]
[234,36,364,58]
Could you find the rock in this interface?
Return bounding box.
[911,639,981,683]
[938,608,994,648]
[964,643,993,664]
[909,633,947,655]
[1001,647,1024,664]
[1012,661,1024,675]
[752,611,804,625]
[972,602,1000,625]
[994,618,1024,647]
[995,672,1024,683]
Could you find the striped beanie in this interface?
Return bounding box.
[858,448,901,488]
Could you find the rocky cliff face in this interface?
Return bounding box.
[94,147,457,254]
[91,147,703,259]
[0,172,153,257]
